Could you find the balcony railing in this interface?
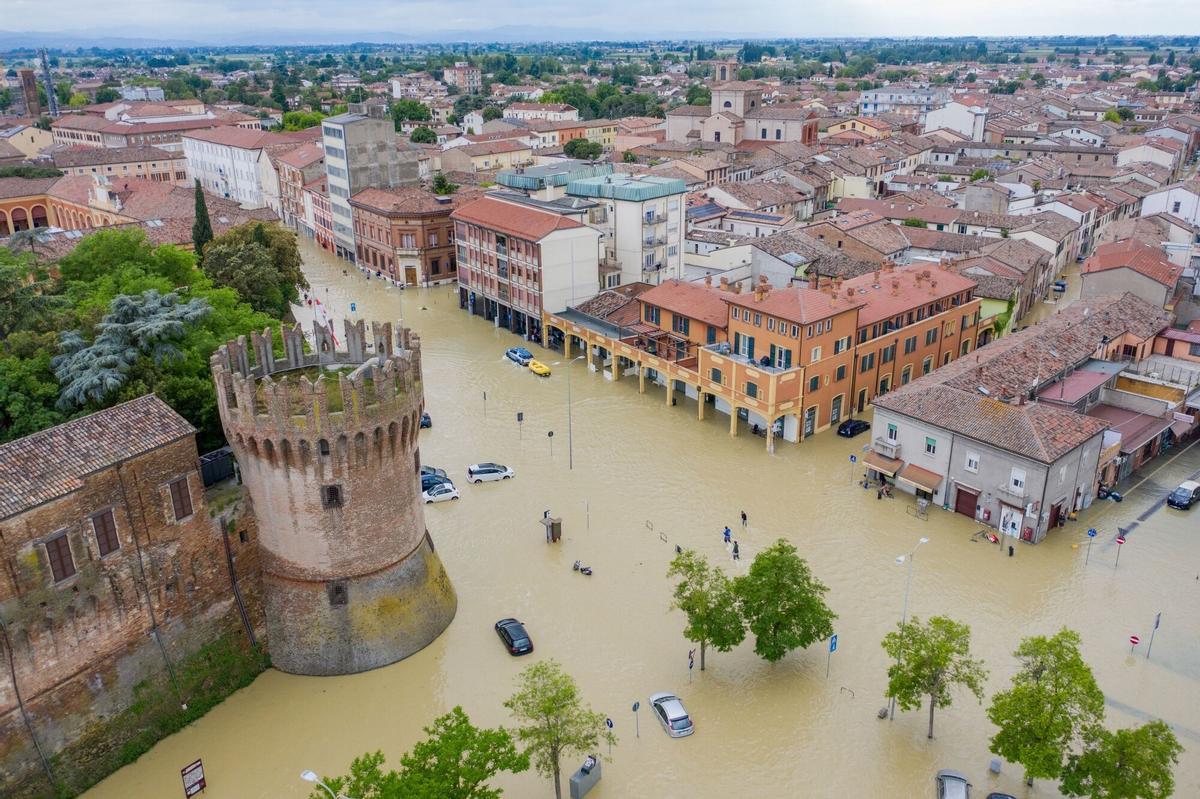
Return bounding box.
[643,213,667,225]
[873,437,900,459]
[704,343,792,374]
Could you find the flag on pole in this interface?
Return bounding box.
[312,298,339,345]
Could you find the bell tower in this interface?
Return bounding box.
[211,319,456,675]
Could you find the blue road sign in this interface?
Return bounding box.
[1087,528,1097,538]
[605,717,614,729]
[1154,612,1161,629]
[849,454,857,463]
[350,302,357,313]
[829,634,838,653]
[632,701,639,713]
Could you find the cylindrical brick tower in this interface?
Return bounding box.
[210,319,456,675]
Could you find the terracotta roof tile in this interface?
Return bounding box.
[451,195,585,240]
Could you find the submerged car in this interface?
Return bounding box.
[420,465,448,479]
[1167,480,1200,510]
[467,463,514,483]
[935,770,971,799]
[422,482,459,503]
[836,419,870,438]
[528,359,551,377]
[506,347,533,366]
[494,618,533,655]
[420,412,432,429]
[649,692,694,738]
[421,472,452,492]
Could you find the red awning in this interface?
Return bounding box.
[864,449,902,477]
[897,463,944,494]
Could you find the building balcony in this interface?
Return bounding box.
[995,485,1029,507]
[643,236,666,247]
[703,342,793,375]
[873,437,901,460]
[643,213,667,225]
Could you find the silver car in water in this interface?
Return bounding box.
[649,692,694,738]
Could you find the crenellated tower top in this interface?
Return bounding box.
[211,319,423,441]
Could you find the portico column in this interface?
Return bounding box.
[729,408,738,436]
[638,365,646,394]
[698,391,706,420]
[766,419,776,453]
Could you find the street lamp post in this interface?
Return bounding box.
[301,769,351,799]
[889,536,929,721]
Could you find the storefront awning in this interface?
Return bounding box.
[1170,420,1192,439]
[897,463,944,494]
[863,449,902,477]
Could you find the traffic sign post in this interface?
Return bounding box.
[688,649,695,683]
[1085,528,1097,565]
[826,634,838,679]
[605,717,613,755]
[1129,634,1140,654]
[632,701,640,739]
[1147,613,1161,660]
[548,430,554,457]
[517,411,524,439]
[1115,533,1126,568]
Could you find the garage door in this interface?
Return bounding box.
[954,486,978,518]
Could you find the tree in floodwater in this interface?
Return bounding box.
[666,548,745,671]
[734,539,836,662]
[1059,720,1182,799]
[881,615,986,739]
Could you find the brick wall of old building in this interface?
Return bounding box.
[0,438,265,798]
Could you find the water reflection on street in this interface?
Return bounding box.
[83,239,1200,799]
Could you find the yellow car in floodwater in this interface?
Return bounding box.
[528,359,551,377]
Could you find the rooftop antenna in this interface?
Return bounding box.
[40,48,59,117]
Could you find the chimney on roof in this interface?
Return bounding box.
[873,269,881,282]
[704,274,712,287]
[719,276,729,291]
[930,279,938,293]
[891,278,900,296]
[845,288,855,299]
[733,282,742,294]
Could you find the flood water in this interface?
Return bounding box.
[83,239,1200,799]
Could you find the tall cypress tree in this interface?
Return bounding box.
[192,179,213,258]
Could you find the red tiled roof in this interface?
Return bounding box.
[723,284,861,324]
[1082,239,1182,288]
[451,195,584,240]
[181,126,295,149]
[638,279,730,327]
[843,262,978,327]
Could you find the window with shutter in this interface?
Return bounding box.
[46,533,76,582]
[169,477,193,520]
[92,509,120,556]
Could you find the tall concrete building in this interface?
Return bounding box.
[321,103,419,261]
[211,319,456,675]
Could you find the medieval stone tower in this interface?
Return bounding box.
[210,319,456,675]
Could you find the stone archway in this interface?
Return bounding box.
[10,207,29,232]
[30,205,49,229]
[0,210,9,236]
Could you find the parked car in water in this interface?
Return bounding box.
[506,347,533,366]
[528,359,551,377]
[467,463,514,483]
[420,412,432,429]
[421,472,452,492]
[1167,480,1200,510]
[985,793,1017,799]
[935,770,971,799]
[420,465,447,479]
[494,618,533,655]
[837,419,870,438]
[649,692,694,738]
[422,482,459,503]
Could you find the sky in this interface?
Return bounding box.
[4,0,1199,42]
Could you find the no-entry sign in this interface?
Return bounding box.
[1116,535,1126,545]
[1129,635,1140,646]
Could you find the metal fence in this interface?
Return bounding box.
[200,447,235,486]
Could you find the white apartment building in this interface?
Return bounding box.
[566,174,688,287]
[181,126,298,208]
[859,86,948,123]
[503,103,580,122]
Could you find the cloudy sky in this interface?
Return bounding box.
[4,0,1197,41]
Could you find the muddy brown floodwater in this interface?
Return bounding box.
[84,240,1200,799]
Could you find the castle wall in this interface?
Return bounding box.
[0,439,265,797]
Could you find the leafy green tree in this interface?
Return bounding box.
[192,180,213,257]
[0,248,63,337]
[394,706,529,799]
[52,289,212,410]
[313,707,529,799]
[202,223,308,317]
[0,87,12,113]
[902,218,926,228]
[733,539,836,662]
[391,99,432,128]
[667,548,745,670]
[94,86,119,103]
[970,168,991,182]
[1103,108,1121,123]
[685,84,711,105]
[504,660,615,799]
[881,616,987,739]
[282,110,326,130]
[563,138,602,160]
[622,150,637,163]
[68,92,89,107]
[988,629,1106,785]
[431,172,459,195]
[410,125,437,144]
[1060,720,1182,799]
[482,106,503,122]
